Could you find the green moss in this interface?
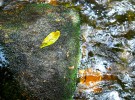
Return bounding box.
[61,10,81,100]
[64,35,80,99]
[0,4,53,30]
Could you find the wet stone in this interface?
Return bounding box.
[67,0,135,99]
[0,3,80,100]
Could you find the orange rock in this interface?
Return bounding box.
[49,0,57,6]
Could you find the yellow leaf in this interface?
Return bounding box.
[40,31,60,48]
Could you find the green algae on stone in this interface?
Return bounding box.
[0,3,80,100]
[115,11,135,24]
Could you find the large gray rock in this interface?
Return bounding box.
[0,3,80,100]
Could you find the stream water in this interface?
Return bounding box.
[60,0,135,100]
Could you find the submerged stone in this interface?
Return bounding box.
[0,3,80,100]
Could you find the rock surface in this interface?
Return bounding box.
[0,3,80,100]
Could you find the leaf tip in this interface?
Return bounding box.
[40,44,45,49]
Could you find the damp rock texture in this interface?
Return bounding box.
[0,3,80,100]
[72,0,135,99]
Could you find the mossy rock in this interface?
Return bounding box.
[0,3,80,100]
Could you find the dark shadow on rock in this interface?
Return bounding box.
[0,66,31,100]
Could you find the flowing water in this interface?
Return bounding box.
[61,0,135,100]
